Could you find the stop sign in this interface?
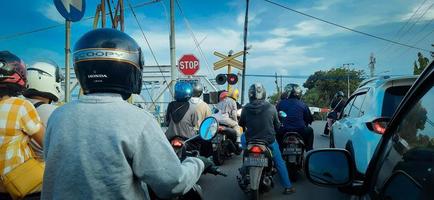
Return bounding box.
[178,54,200,76]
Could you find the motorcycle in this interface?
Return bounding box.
[237,139,276,200]
[151,117,227,200]
[211,124,238,165]
[281,132,305,182]
[278,111,306,182]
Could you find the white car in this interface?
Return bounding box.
[330,75,417,177]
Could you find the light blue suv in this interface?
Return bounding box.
[330,75,417,177]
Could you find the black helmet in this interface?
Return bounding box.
[191,81,203,97]
[334,91,345,98]
[73,28,143,100]
[284,83,302,99]
[248,83,266,102]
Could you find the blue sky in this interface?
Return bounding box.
[1,0,433,98]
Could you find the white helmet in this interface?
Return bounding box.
[23,61,63,102]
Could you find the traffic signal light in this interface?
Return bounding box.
[216,74,227,85]
[227,74,238,85]
[215,74,238,85]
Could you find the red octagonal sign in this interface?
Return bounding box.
[178,54,200,76]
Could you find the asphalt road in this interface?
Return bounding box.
[198,120,351,200]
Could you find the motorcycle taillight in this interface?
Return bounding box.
[249,145,263,154]
[171,139,183,148]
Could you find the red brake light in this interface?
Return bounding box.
[367,118,389,135]
[171,139,183,148]
[373,122,386,134]
[218,126,224,132]
[249,146,263,154]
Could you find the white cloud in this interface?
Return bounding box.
[400,2,434,22]
[313,0,343,10]
[38,3,64,24]
[247,43,324,73]
[271,20,342,38]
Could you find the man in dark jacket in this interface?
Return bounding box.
[239,83,295,195]
[276,84,314,151]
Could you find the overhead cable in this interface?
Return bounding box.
[263,0,432,53]
[0,0,161,41]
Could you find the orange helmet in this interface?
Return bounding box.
[219,91,228,101]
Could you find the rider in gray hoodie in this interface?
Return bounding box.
[42,29,204,200]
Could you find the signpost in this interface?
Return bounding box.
[178,54,200,76]
[54,0,85,102]
[213,50,244,90]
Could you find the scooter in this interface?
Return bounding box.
[278,111,306,182]
[151,117,227,200]
[280,132,305,182]
[211,124,238,165]
[237,139,276,200]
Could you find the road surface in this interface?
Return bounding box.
[198,120,350,200]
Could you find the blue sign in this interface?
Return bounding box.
[53,0,86,22]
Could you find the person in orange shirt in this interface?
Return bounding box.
[0,51,45,198]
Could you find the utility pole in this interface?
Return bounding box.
[343,63,354,98]
[169,0,176,99]
[369,53,376,77]
[241,0,250,105]
[64,20,71,103]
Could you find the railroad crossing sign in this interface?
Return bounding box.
[54,0,86,22]
[178,54,200,76]
[213,51,244,70]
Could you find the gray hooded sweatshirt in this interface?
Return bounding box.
[42,93,204,200]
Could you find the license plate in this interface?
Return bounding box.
[282,147,303,155]
[244,155,268,167]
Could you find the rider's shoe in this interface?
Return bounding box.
[283,187,296,195]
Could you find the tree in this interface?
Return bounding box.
[413,52,430,75]
[302,67,364,108]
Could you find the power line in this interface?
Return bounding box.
[262,0,432,53]
[175,0,216,78]
[376,0,430,59]
[126,0,174,105]
[0,0,161,41]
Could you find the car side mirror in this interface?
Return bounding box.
[199,117,219,141]
[304,149,355,187]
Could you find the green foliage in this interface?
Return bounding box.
[268,92,280,105]
[413,52,430,75]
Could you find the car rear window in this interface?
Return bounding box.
[382,86,411,117]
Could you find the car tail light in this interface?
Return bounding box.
[218,126,224,132]
[171,139,183,148]
[366,118,390,135]
[249,145,263,154]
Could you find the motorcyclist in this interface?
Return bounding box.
[165,81,199,139]
[214,89,242,154]
[0,51,45,199]
[41,28,205,200]
[189,81,211,128]
[23,61,63,160]
[323,91,346,136]
[239,83,295,195]
[276,83,314,151]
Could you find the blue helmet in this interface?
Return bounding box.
[174,81,193,102]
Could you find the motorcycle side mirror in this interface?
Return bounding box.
[199,117,219,141]
[279,111,287,118]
